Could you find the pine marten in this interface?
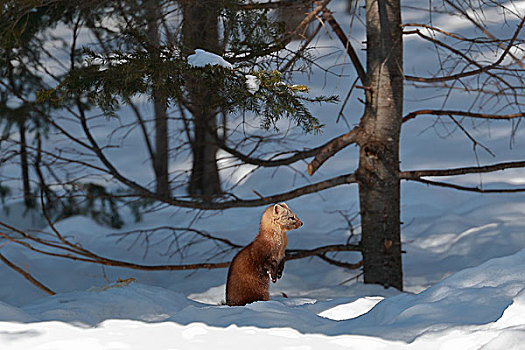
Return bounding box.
[225,203,302,306]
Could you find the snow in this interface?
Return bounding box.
[1,251,525,349]
[1,0,525,349]
[187,49,233,69]
[245,74,260,94]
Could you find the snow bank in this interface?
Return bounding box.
[336,249,525,341]
[21,283,199,326]
[0,302,36,323]
[1,250,525,349]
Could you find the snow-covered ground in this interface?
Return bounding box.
[1,1,525,349]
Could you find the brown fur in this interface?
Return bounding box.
[225,203,302,306]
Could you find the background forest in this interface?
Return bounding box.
[0,0,525,349]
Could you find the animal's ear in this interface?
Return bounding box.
[279,202,289,209]
[273,204,285,215]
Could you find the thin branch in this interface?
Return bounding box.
[318,254,363,270]
[443,0,525,70]
[401,23,497,43]
[0,220,361,272]
[404,18,524,84]
[286,243,361,261]
[400,160,525,179]
[290,0,332,39]
[111,226,243,249]
[322,8,366,85]
[128,100,156,164]
[0,253,56,295]
[406,178,525,193]
[403,109,525,123]
[280,21,323,72]
[238,0,314,10]
[448,115,495,158]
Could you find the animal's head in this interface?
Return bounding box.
[270,202,303,231]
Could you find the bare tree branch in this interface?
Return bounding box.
[406,178,525,193]
[443,0,525,70]
[318,254,363,270]
[286,243,361,261]
[400,161,525,179]
[0,219,361,273]
[238,0,314,10]
[308,126,360,175]
[0,253,56,296]
[322,8,366,85]
[403,109,525,123]
[404,15,525,84]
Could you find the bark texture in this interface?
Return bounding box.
[182,1,222,199]
[358,0,403,290]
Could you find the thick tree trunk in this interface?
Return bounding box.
[357,0,403,290]
[145,0,170,198]
[182,1,222,199]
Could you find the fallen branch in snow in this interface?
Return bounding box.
[0,253,56,295]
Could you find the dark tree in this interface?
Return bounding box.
[357,0,403,290]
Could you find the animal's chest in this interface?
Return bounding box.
[270,233,287,259]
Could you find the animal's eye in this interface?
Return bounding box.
[288,216,296,221]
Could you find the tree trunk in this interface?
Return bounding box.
[19,122,34,208]
[145,0,170,198]
[182,1,222,200]
[357,0,403,290]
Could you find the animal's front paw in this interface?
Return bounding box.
[267,270,278,283]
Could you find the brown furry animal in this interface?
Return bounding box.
[225,203,302,306]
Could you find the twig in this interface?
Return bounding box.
[318,254,362,269]
[339,272,363,285]
[448,115,495,158]
[0,253,55,295]
[286,243,361,261]
[406,178,525,193]
[322,8,366,84]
